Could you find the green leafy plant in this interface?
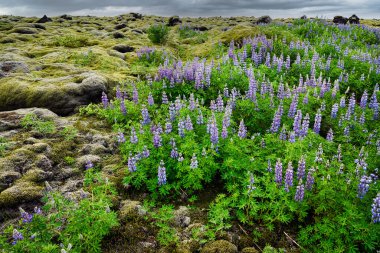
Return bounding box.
[21,113,56,135]
[147,24,169,44]
[60,126,78,141]
[151,205,179,247]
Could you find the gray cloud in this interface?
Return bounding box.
[0,0,378,18]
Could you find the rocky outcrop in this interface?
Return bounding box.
[333,16,348,24]
[168,16,182,26]
[349,14,360,24]
[36,15,52,23]
[256,16,272,24]
[0,73,108,116]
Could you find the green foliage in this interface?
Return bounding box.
[21,113,56,135]
[53,35,93,48]
[64,156,76,166]
[151,205,179,247]
[0,169,119,252]
[0,137,7,157]
[60,126,78,141]
[147,24,169,44]
[72,50,97,66]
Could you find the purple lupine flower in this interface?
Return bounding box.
[288,94,299,118]
[132,86,139,104]
[185,115,193,131]
[153,129,162,148]
[313,109,322,134]
[162,92,168,104]
[360,90,368,109]
[247,174,256,193]
[315,144,323,163]
[340,96,346,108]
[359,112,365,125]
[238,119,247,139]
[279,127,287,141]
[178,153,184,162]
[141,105,151,125]
[303,94,309,104]
[157,160,167,185]
[224,86,229,98]
[116,86,122,99]
[369,89,378,109]
[20,208,33,223]
[305,167,315,190]
[331,103,339,119]
[197,109,204,125]
[326,128,334,141]
[289,131,296,143]
[355,146,368,175]
[128,153,137,172]
[344,126,350,137]
[300,113,310,138]
[275,159,283,185]
[171,147,179,158]
[348,93,356,117]
[293,110,302,136]
[85,160,94,170]
[190,153,198,169]
[34,206,42,215]
[178,118,185,138]
[216,94,224,112]
[120,99,127,115]
[270,104,283,133]
[297,155,306,181]
[117,132,125,144]
[169,103,176,121]
[101,92,108,108]
[294,180,305,202]
[209,114,219,145]
[357,175,372,199]
[284,162,294,192]
[221,125,228,139]
[12,229,23,245]
[130,127,138,144]
[148,93,154,106]
[371,193,380,223]
[142,146,150,158]
[165,120,172,134]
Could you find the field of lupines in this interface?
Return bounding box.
[1,17,380,252]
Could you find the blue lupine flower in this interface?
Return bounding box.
[85,160,94,170]
[275,159,283,185]
[357,175,372,199]
[371,193,380,223]
[238,119,247,139]
[157,160,167,185]
[130,127,138,144]
[190,153,198,169]
[294,180,305,202]
[284,162,294,192]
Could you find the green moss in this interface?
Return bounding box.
[52,35,97,48]
[201,240,238,253]
[0,181,43,207]
[219,25,260,44]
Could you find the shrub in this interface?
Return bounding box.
[53,35,93,48]
[147,24,169,44]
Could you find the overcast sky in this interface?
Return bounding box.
[0,0,379,19]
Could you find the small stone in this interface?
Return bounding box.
[174,206,191,227]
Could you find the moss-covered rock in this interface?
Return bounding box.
[0,181,43,207]
[201,240,238,253]
[119,199,147,220]
[242,247,259,253]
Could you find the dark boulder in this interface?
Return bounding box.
[349,14,360,24]
[130,12,142,19]
[36,15,52,23]
[113,32,125,39]
[32,24,46,30]
[114,23,127,30]
[256,15,272,24]
[168,16,182,26]
[301,15,307,19]
[11,27,37,34]
[60,14,73,20]
[112,44,134,53]
[192,26,208,31]
[333,16,348,24]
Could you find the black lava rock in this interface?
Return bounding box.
[256,16,272,24]
[168,16,182,26]
[333,16,348,25]
[36,15,52,23]
[348,14,360,24]
[112,45,134,53]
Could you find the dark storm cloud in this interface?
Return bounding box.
[0,0,379,18]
